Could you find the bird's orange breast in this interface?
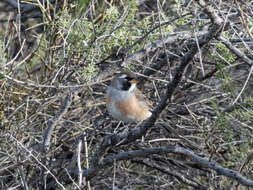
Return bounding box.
[115,95,150,121]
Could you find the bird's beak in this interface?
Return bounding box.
[130,79,139,84]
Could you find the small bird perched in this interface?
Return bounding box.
[106,72,152,123]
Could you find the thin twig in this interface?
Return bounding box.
[83,133,91,190]
[77,137,83,187]
[3,0,56,13]
[217,36,253,104]
[43,89,73,151]
[8,133,66,190]
[232,65,253,104]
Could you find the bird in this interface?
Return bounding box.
[106,72,152,123]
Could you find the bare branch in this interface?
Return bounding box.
[3,0,55,13]
[76,137,82,187]
[217,36,253,104]
[43,89,73,151]
[7,133,66,189]
[133,159,207,190]
[1,30,207,90]
[97,146,253,187]
[218,36,253,66]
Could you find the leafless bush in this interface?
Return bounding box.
[0,0,253,189]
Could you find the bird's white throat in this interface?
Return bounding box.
[128,83,136,93]
[107,86,135,101]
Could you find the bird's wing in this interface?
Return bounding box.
[134,88,153,109]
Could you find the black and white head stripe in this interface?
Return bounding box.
[117,74,135,91]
